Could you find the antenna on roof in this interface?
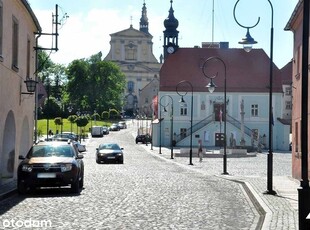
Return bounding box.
[212,0,214,43]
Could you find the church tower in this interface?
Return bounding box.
[163,0,179,59]
[140,0,149,34]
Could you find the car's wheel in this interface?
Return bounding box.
[71,179,80,194]
[17,180,28,195]
[79,172,84,188]
[96,158,100,164]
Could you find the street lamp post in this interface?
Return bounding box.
[67,106,73,133]
[159,95,174,159]
[202,56,228,175]
[176,80,194,165]
[150,103,154,150]
[233,0,276,195]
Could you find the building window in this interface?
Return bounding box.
[12,16,19,71]
[285,101,292,110]
[127,81,134,93]
[26,38,30,77]
[180,103,188,116]
[285,87,292,96]
[180,128,187,139]
[251,104,258,117]
[0,0,3,59]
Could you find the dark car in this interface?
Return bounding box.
[102,126,109,135]
[96,143,124,164]
[135,134,152,144]
[109,123,120,131]
[51,133,78,142]
[17,141,84,194]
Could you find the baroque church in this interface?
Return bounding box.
[104,1,162,117]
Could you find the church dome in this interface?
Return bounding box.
[164,0,179,31]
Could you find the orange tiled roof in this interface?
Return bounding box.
[160,47,283,93]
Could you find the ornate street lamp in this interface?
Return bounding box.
[233,0,276,195]
[176,80,194,165]
[202,56,228,175]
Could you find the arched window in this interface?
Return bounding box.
[127,81,134,93]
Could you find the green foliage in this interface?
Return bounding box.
[38,119,112,135]
[76,116,89,127]
[37,51,126,119]
[37,50,54,73]
[54,117,63,126]
[42,97,62,119]
[66,52,126,113]
[92,113,100,121]
[68,115,77,123]
[109,109,121,120]
[101,111,109,120]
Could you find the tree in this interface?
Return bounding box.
[75,116,89,127]
[54,117,63,133]
[42,96,62,119]
[66,52,126,113]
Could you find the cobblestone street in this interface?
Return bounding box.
[0,123,261,229]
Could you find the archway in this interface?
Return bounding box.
[1,111,16,185]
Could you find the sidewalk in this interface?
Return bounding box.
[143,145,299,230]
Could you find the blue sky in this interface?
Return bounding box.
[27,0,298,68]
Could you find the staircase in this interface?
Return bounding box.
[226,114,253,137]
[174,113,253,144]
[174,114,213,143]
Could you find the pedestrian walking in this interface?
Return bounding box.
[198,139,203,163]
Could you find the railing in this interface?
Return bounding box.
[226,114,253,137]
[174,113,253,144]
[174,114,213,143]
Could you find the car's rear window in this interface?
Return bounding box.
[99,144,120,150]
[29,145,74,158]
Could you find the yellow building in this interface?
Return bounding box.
[104,2,161,117]
[0,0,41,187]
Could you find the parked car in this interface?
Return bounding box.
[96,143,124,164]
[17,141,84,194]
[118,121,127,129]
[135,134,152,144]
[102,126,109,135]
[62,132,79,141]
[72,141,87,153]
[91,126,104,137]
[52,133,77,142]
[109,123,120,131]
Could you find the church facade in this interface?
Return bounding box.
[104,2,161,117]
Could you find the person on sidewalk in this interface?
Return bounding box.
[198,139,203,163]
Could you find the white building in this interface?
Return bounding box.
[152,47,292,151]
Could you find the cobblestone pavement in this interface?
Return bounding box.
[0,123,261,230]
[141,135,299,229]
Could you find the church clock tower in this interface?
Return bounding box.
[163,0,179,59]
